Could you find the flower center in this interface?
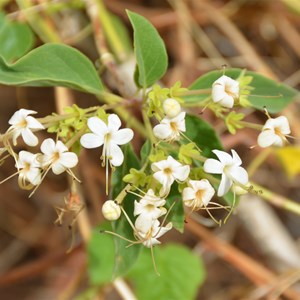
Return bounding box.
[52,151,61,162]
[195,189,204,201]
[145,204,155,211]
[274,127,282,137]
[225,85,236,98]
[24,162,31,172]
[170,122,178,132]
[18,119,28,128]
[163,167,172,175]
[104,133,111,144]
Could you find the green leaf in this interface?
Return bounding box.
[140,139,152,165]
[87,224,115,285]
[184,114,223,158]
[127,244,206,300]
[185,69,298,113]
[127,10,168,88]
[0,12,34,62]
[0,43,103,94]
[111,143,142,276]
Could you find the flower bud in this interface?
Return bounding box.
[163,98,181,118]
[102,200,121,221]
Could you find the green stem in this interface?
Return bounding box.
[176,89,212,96]
[247,148,272,177]
[238,120,263,131]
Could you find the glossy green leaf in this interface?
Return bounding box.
[184,69,298,113]
[111,143,142,276]
[87,224,115,285]
[0,13,34,62]
[0,43,103,94]
[184,114,223,158]
[127,244,206,300]
[127,10,168,88]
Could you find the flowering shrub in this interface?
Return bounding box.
[0,6,299,300]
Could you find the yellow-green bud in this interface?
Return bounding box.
[102,200,121,221]
[163,98,181,118]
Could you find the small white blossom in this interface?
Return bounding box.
[17,151,42,186]
[204,149,248,197]
[163,98,181,118]
[41,138,78,175]
[134,215,172,248]
[80,114,134,167]
[102,200,121,221]
[212,75,239,108]
[152,156,190,196]
[153,112,186,141]
[134,189,166,220]
[182,179,215,209]
[8,109,44,146]
[257,116,291,148]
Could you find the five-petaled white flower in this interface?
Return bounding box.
[80,114,134,167]
[204,149,248,197]
[163,98,181,118]
[182,179,215,210]
[153,112,186,141]
[41,138,78,175]
[134,215,172,248]
[152,156,190,196]
[17,151,42,187]
[257,116,291,148]
[212,75,239,108]
[134,189,166,220]
[8,109,44,146]
[102,200,121,221]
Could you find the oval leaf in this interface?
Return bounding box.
[127,244,206,300]
[127,10,168,88]
[185,69,298,113]
[0,43,103,94]
[0,13,35,62]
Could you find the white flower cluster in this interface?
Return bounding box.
[1,109,78,192]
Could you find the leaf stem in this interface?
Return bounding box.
[238,120,263,131]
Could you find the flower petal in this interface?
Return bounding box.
[52,162,66,175]
[219,95,234,108]
[230,166,248,185]
[60,152,78,168]
[203,158,223,174]
[21,128,38,146]
[109,143,124,166]
[112,128,134,145]
[212,150,233,165]
[153,123,172,140]
[231,149,242,165]
[107,114,121,132]
[257,130,276,148]
[41,138,56,155]
[56,140,68,153]
[173,165,190,181]
[9,109,36,125]
[87,117,107,135]
[182,187,195,201]
[26,116,44,129]
[80,133,104,149]
[27,168,41,185]
[218,174,232,197]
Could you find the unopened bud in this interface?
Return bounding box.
[102,200,121,221]
[163,98,181,118]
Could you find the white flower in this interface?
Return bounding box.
[102,200,121,221]
[80,114,134,167]
[257,116,291,148]
[204,149,248,197]
[163,98,181,118]
[134,215,172,248]
[182,179,215,209]
[134,189,166,220]
[153,112,186,141]
[17,151,42,186]
[8,109,44,146]
[41,138,78,175]
[212,75,239,108]
[151,156,190,196]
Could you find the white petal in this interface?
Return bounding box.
[107,114,121,132]
[60,152,78,168]
[231,149,242,166]
[203,158,223,174]
[212,84,225,102]
[112,128,134,145]
[109,143,124,166]
[218,174,232,197]
[230,166,248,185]
[134,200,144,216]
[212,150,233,165]
[151,160,169,172]
[219,95,234,108]
[27,168,41,185]
[173,165,190,181]
[135,215,152,233]
[166,156,181,168]
[26,116,44,129]
[41,138,56,155]
[87,117,107,135]
[182,187,195,201]
[153,123,172,140]
[276,116,291,135]
[52,162,66,175]
[257,130,276,148]
[155,222,172,239]
[55,140,68,153]
[21,128,38,146]
[9,109,36,125]
[80,133,104,149]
